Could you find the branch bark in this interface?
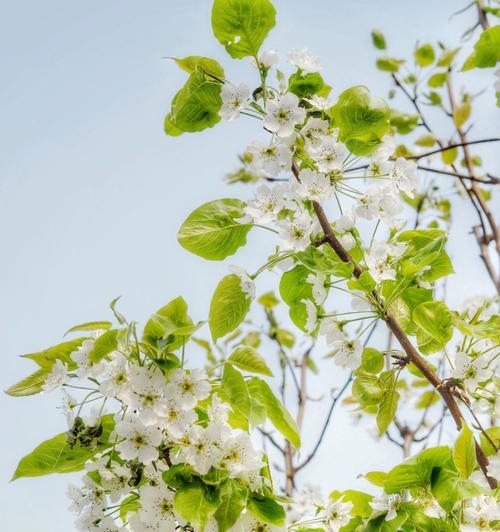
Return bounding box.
[291,160,497,489]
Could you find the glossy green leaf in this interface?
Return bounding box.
[178,199,251,260]
[330,86,390,156]
[211,0,276,59]
[415,44,435,67]
[247,377,301,448]
[12,415,115,480]
[209,274,253,342]
[166,69,222,135]
[453,424,477,478]
[228,346,273,376]
[173,56,225,78]
[371,29,387,50]
[174,483,221,530]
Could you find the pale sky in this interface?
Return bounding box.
[1,1,498,530]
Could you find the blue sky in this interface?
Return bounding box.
[1,1,498,530]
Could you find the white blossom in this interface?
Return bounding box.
[333,338,362,369]
[43,359,69,392]
[288,48,322,74]
[220,83,251,121]
[292,168,333,202]
[301,117,329,149]
[462,495,500,530]
[114,415,163,464]
[307,272,328,304]
[364,241,406,283]
[259,49,279,68]
[452,351,491,391]
[264,93,306,138]
[380,157,418,197]
[247,140,292,177]
[165,368,211,409]
[303,299,319,333]
[325,498,353,531]
[309,134,347,173]
[230,265,256,300]
[276,212,316,251]
[319,318,345,345]
[243,183,288,224]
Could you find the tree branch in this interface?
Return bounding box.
[291,160,496,488]
[410,138,500,161]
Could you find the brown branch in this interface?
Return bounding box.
[291,160,496,488]
[410,138,500,161]
[258,428,285,455]
[446,73,500,292]
[417,165,499,184]
[475,0,490,29]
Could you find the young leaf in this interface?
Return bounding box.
[431,467,484,512]
[385,446,452,493]
[371,29,387,50]
[214,479,248,531]
[248,495,286,526]
[5,369,48,397]
[415,43,435,66]
[453,424,477,478]
[174,484,221,530]
[211,0,276,59]
[228,346,273,376]
[330,85,390,156]
[209,274,253,342]
[65,321,112,335]
[21,338,85,369]
[376,388,399,434]
[166,69,222,135]
[178,199,252,260]
[412,301,453,349]
[173,56,225,78]
[12,415,115,480]
[247,377,301,448]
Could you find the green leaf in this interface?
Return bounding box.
[463,26,500,69]
[453,101,471,128]
[437,47,460,68]
[209,274,253,342]
[162,464,196,488]
[376,57,405,73]
[21,338,85,369]
[340,490,374,518]
[5,369,48,397]
[377,388,399,434]
[166,69,222,135]
[228,346,273,376]
[330,86,390,156]
[211,0,276,59]
[214,480,248,531]
[174,484,221,530]
[222,364,251,421]
[119,494,140,524]
[480,426,500,456]
[65,321,112,335]
[389,109,419,134]
[413,301,453,352]
[363,471,388,487]
[12,415,115,480]
[143,296,200,351]
[371,29,387,50]
[90,329,118,362]
[279,265,314,331]
[428,72,448,88]
[353,373,385,406]
[288,72,325,98]
[247,377,301,448]
[415,44,435,67]
[248,495,286,526]
[178,199,252,260]
[297,245,353,278]
[359,348,385,374]
[385,446,452,494]
[431,467,484,512]
[173,56,225,78]
[453,424,477,478]
[415,133,436,147]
